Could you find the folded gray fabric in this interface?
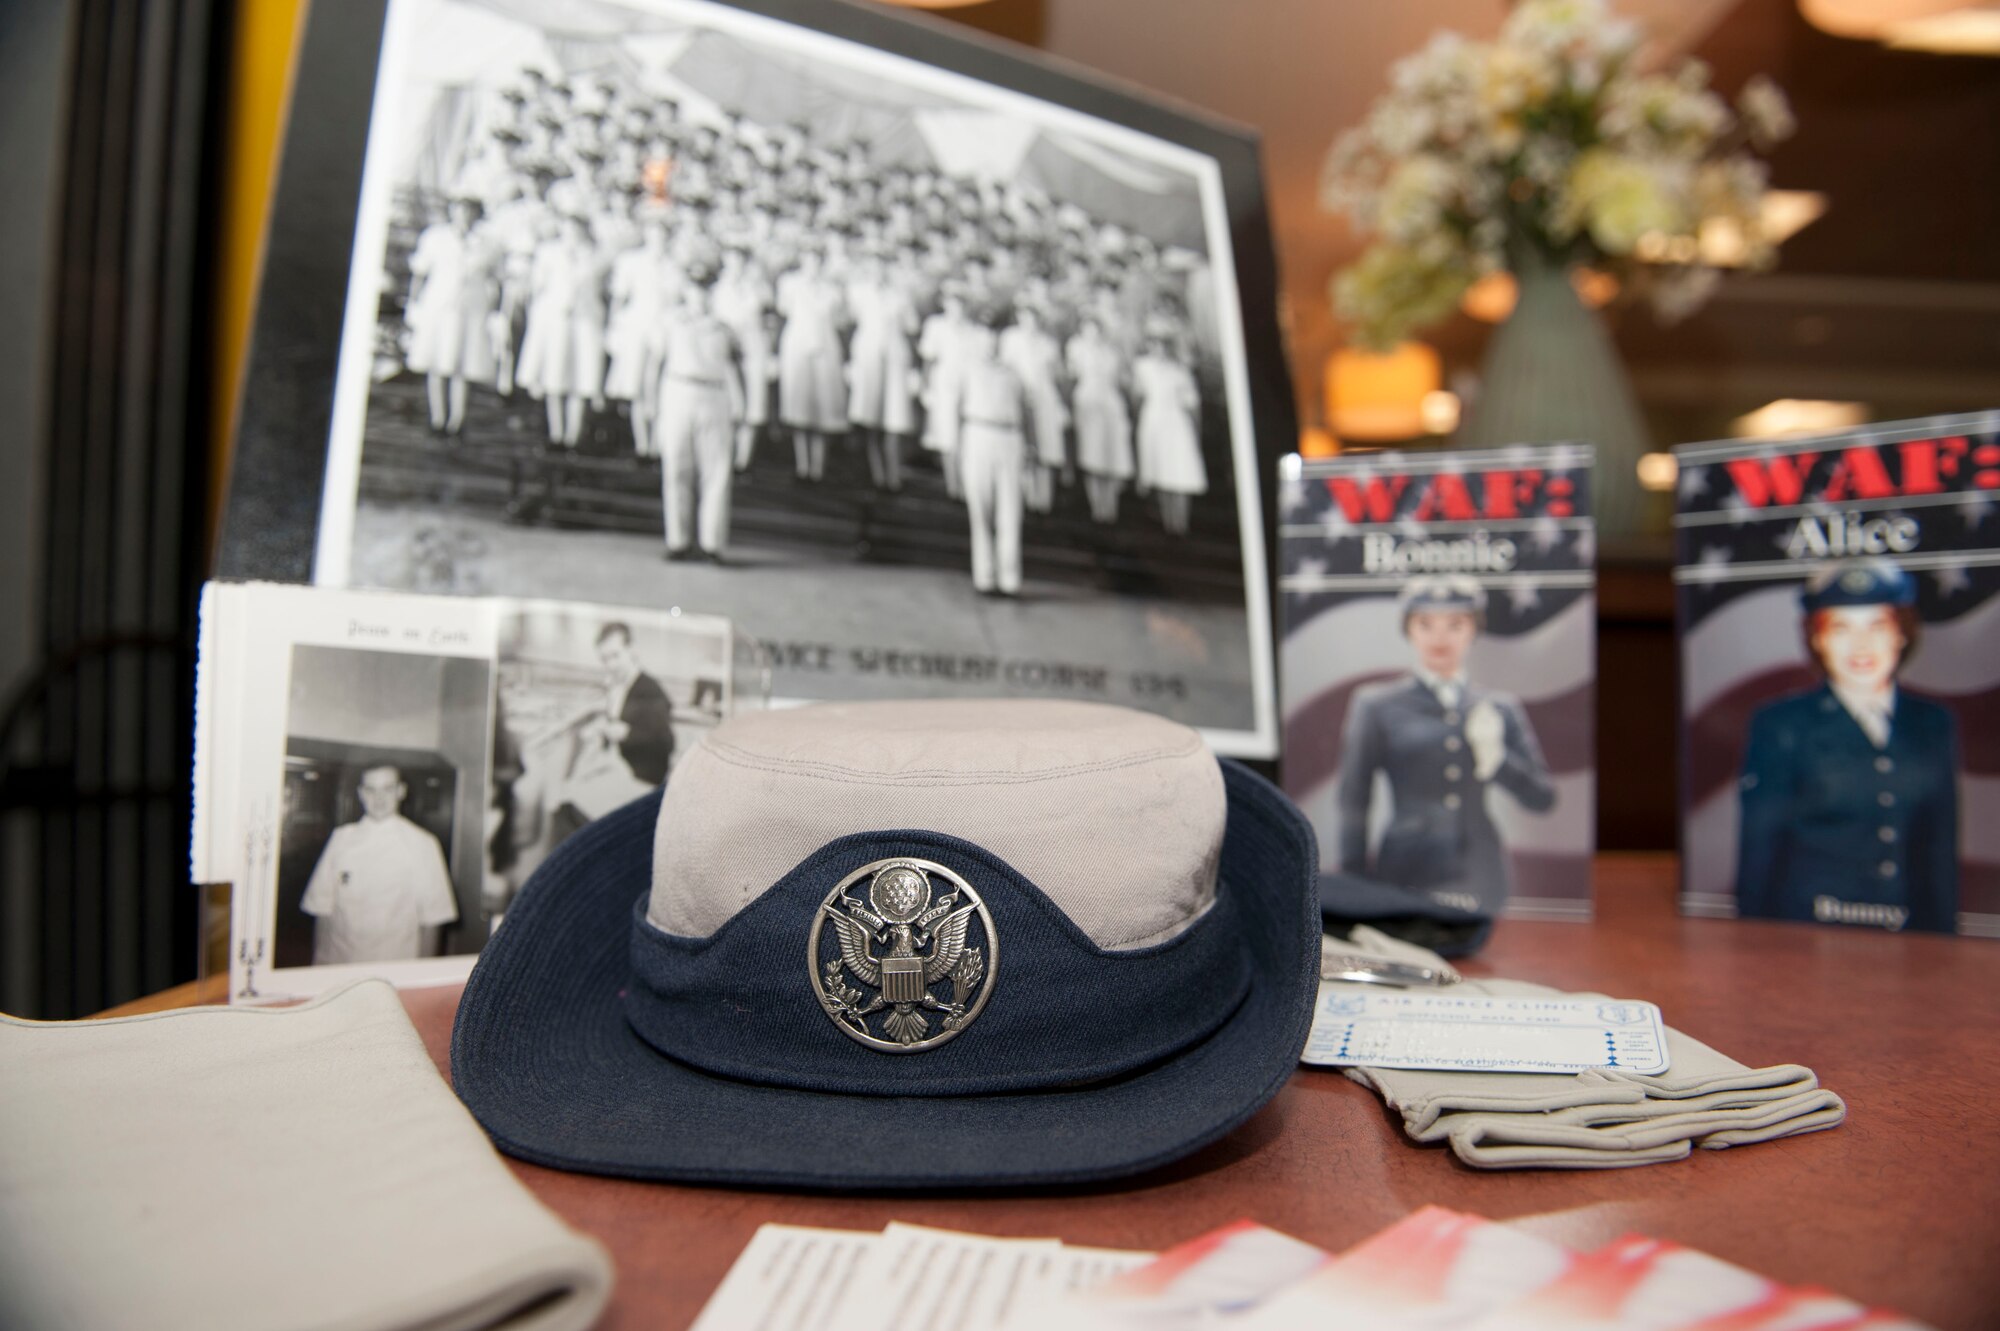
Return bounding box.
[0,980,612,1331]
[1330,969,1845,1170]
[1445,1136,1698,1169]
[1343,1061,1651,1137]
[1440,1085,1847,1169]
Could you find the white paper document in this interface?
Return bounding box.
[830,1223,1060,1330]
[697,1222,1151,1331]
[1302,985,1671,1075]
[687,1224,877,1331]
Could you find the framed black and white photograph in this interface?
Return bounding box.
[218,0,1293,756]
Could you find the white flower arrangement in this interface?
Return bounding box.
[1324,0,1794,349]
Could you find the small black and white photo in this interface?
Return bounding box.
[191,582,737,996]
[273,644,495,970]
[299,0,1278,753]
[488,603,728,912]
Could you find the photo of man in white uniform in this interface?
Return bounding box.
[300,763,460,964]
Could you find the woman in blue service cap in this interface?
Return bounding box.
[1735,558,1959,933]
[1335,574,1556,916]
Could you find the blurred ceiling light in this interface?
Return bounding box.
[1636,453,1680,492]
[1730,399,1870,438]
[1760,190,1829,243]
[1697,219,1753,266]
[1640,230,1704,261]
[1462,272,1516,322]
[1461,268,1618,322]
[1800,0,1963,37]
[1299,426,1341,458]
[1571,268,1621,309]
[1641,191,1829,268]
[1800,0,2000,52]
[1325,342,1441,442]
[1884,6,2000,52]
[1419,390,1462,436]
[1712,190,1829,265]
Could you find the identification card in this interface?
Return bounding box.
[1302,985,1670,1075]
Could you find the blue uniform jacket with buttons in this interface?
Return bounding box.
[1335,675,1555,914]
[1735,684,1959,933]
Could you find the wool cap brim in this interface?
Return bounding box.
[451,758,1320,1190]
[1318,870,1494,959]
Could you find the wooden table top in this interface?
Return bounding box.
[125,854,2000,1329]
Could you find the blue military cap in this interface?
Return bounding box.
[1318,870,1494,959]
[1800,558,1916,612]
[453,701,1320,1189]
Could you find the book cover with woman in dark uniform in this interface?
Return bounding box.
[1280,444,1596,927]
[1675,413,1998,936]
[1734,561,1959,932]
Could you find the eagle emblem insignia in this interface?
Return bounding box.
[807,857,999,1052]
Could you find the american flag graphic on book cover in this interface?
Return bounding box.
[1279,444,1596,923]
[1675,411,2000,937]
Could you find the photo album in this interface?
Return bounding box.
[193,582,731,999]
[1279,445,1597,922]
[1675,411,2000,937]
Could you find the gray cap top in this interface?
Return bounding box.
[648,700,1224,950]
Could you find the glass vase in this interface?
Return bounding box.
[1454,248,1653,542]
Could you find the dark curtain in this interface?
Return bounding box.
[0,0,227,1018]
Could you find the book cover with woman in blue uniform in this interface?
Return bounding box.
[1280,444,1597,929]
[1675,413,2000,937]
[1334,576,1559,917]
[1734,560,1959,932]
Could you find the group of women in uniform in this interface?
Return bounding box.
[395,64,1221,557]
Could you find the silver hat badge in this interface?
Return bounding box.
[808,858,998,1052]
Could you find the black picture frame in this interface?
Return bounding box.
[216,0,1295,756]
